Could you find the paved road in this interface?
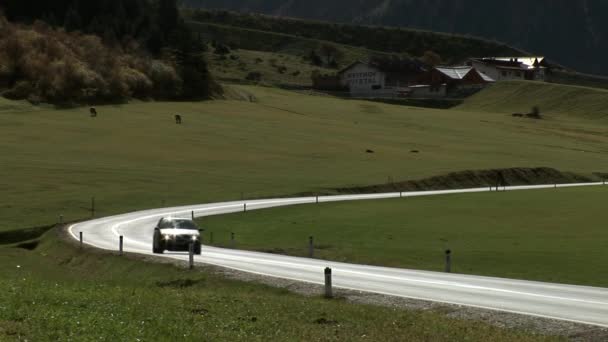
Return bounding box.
[69,183,608,327]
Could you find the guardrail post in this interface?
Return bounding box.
[189,243,194,270]
[445,249,452,273]
[244,203,247,213]
[79,232,83,249]
[309,236,314,258]
[119,236,123,255]
[400,191,403,198]
[316,196,319,204]
[191,210,195,220]
[324,267,333,298]
[91,196,95,217]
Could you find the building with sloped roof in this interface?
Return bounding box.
[416,66,494,97]
[470,57,547,82]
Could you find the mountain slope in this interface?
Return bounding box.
[183,0,608,75]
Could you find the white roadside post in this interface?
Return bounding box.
[119,236,123,256]
[188,242,194,270]
[324,267,333,298]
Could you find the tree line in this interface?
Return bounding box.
[0,0,219,103]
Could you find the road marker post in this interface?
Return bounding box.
[445,249,452,273]
[188,243,194,270]
[309,236,314,258]
[324,267,333,298]
[119,236,123,256]
[79,232,83,249]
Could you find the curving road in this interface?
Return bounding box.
[69,183,608,327]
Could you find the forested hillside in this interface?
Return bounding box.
[0,0,218,104]
[183,0,608,75]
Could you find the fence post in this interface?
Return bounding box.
[119,236,123,256]
[324,267,333,298]
[445,249,452,273]
[79,232,83,249]
[309,236,314,258]
[189,242,194,270]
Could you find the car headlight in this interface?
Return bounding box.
[163,234,173,240]
[191,235,199,241]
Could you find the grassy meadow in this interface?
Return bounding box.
[1,83,608,232]
[200,186,608,287]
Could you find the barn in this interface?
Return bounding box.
[470,57,547,82]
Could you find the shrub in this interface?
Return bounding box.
[245,71,262,82]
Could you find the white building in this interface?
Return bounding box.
[470,57,547,82]
[338,60,424,98]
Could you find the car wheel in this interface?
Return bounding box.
[152,232,164,254]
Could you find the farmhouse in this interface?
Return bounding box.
[470,57,547,82]
[337,60,425,97]
[418,66,493,93]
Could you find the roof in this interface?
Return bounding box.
[338,61,380,75]
[478,72,495,82]
[435,66,473,80]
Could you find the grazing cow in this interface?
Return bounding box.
[175,114,182,124]
[90,107,97,117]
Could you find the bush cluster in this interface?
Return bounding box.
[0,18,182,104]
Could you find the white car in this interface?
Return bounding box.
[152,218,201,254]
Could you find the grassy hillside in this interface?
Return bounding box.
[183,1,608,76]
[200,186,608,287]
[1,85,607,233]
[186,10,524,64]
[459,81,608,120]
[206,48,337,86]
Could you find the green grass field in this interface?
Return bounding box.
[1,83,608,232]
[200,187,608,287]
[206,48,336,86]
[0,233,556,341]
[459,81,608,120]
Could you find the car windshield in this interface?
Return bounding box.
[170,219,198,230]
